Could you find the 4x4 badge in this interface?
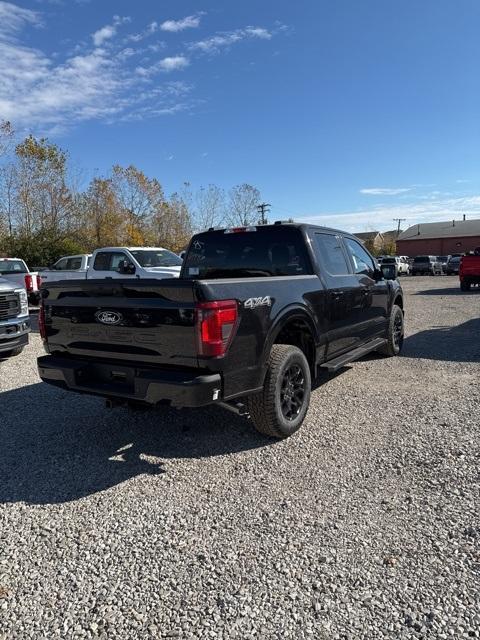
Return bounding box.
[244,296,271,309]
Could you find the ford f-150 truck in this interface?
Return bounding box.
[459,248,480,290]
[0,258,41,305]
[0,278,30,357]
[38,247,182,284]
[37,223,404,438]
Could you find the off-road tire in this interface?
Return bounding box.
[378,304,404,357]
[247,344,311,439]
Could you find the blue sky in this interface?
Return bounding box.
[1,0,479,232]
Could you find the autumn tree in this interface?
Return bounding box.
[227,183,261,226]
[194,184,226,231]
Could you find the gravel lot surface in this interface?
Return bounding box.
[0,276,479,639]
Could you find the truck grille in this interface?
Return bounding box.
[0,293,20,320]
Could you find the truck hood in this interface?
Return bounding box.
[143,266,181,277]
[0,277,16,293]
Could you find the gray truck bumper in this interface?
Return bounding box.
[0,317,30,354]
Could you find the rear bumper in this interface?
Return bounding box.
[0,318,30,354]
[37,355,222,407]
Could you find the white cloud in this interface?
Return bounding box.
[92,15,130,47]
[297,195,480,233]
[360,187,412,196]
[189,26,273,53]
[160,15,201,32]
[0,1,41,37]
[136,55,189,76]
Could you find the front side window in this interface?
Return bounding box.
[314,233,350,276]
[344,238,375,276]
[93,252,128,272]
[54,258,68,270]
[130,249,182,268]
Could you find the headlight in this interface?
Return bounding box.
[15,288,29,317]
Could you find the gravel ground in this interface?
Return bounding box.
[0,276,479,639]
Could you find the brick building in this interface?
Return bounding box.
[396,218,480,256]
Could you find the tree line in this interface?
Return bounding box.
[0,121,264,266]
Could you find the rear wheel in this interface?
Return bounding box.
[378,304,404,357]
[247,344,311,438]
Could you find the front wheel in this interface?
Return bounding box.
[247,344,311,438]
[378,304,404,357]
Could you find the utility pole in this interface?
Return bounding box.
[257,203,271,225]
[393,218,406,236]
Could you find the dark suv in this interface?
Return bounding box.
[411,255,443,276]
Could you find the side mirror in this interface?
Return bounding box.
[380,263,397,280]
[118,260,136,275]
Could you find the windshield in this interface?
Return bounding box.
[130,249,182,268]
[382,257,396,264]
[449,257,461,263]
[413,256,430,263]
[0,259,27,274]
[182,226,312,279]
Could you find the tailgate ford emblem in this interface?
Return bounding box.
[95,310,123,325]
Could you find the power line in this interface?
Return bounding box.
[257,202,271,225]
[393,218,406,235]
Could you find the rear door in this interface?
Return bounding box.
[342,237,389,339]
[310,231,365,356]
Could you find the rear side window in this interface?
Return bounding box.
[344,238,376,277]
[314,233,350,275]
[66,257,82,270]
[93,252,127,272]
[54,258,68,270]
[183,227,312,278]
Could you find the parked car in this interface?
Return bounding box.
[411,255,443,276]
[38,247,182,283]
[459,248,480,290]
[0,258,41,305]
[38,223,404,439]
[446,255,462,275]
[38,254,92,284]
[0,278,31,358]
[381,256,410,276]
[436,256,449,273]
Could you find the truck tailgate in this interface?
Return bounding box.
[42,279,199,367]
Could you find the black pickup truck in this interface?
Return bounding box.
[37,223,404,438]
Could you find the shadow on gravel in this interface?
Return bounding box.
[0,382,272,505]
[402,318,480,362]
[414,287,480,296]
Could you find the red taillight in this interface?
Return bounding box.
[196,300,238,357]
[38,303,47,341]
[24,274,33,292]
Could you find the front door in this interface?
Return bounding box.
[342,237,389,340]
[91,251,135,279]
[311,232,366,357]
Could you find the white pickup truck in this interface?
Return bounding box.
[0,258,41,305]
[0,277,30,357]
[39,247,183,283]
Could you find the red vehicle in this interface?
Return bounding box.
[459,248,480,291]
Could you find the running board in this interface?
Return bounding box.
[320,338,387,373]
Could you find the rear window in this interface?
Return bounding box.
[182,227,312,278]
[382,257,396,264]
[413,256,430,263]
[0,259,27,274]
